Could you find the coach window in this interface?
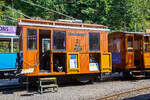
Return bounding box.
[53,30,66,51]
[144,36,150,52]
[89,32,100,51]
[127,36,133,52]
[27,29,37,50]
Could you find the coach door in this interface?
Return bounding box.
[125,35,135,69]
[134,35,143,68]
[143,35,150,68]
[22,28,39,74]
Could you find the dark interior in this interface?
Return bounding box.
[89,53,100,70]
[53,53,66,72]
[39,29,51,73]
[134,35,143,68]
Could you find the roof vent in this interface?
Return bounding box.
[57,19,82,23]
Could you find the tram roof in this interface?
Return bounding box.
[111,31,145,35]
[123,31,145,34]
[17,18,110,32]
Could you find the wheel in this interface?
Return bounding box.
[76,76,94,84]
[123,71,132,79]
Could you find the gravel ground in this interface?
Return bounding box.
[0,78,150,100]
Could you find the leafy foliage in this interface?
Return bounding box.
[0,0,150,31]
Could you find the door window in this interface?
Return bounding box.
[42,38,50,53]
[27,29,37,50]
[127,36,133,52]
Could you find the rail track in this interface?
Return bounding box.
[97,86,150,100]
[0,84,22,91]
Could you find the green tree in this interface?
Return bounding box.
[0,0,5,24]
[1,0,150,32]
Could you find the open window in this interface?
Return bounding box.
[89,32,100,51]
[53,53,66,72]
[89,53,100,71]
[27,29,37,50]
[53,30,66,51]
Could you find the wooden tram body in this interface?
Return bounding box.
[16,19,112,81]
[109,32,150,77]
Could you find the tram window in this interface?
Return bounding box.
[27,29,37,50]
[144,36,150,42]
[0,41,10,53]
[127,36,133,52]
[89,32,100,51]
[53,30,66,51]
[109,39,121,52]
[144,44,150,52]
[42,39,50,53]
[134,40,140,50]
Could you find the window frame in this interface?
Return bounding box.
[127,36,133,52]
[89,32,100,51]
[144,36,150,52]
[27,28,37,50]
[52,30,66,51]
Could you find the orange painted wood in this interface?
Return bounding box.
[19,19,109,77]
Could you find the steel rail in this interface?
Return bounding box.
[0,84,21,91]
[97,86,150,100]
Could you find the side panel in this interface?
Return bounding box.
[144,53,150,68]
[101,52,112,73]
[0,53,17,70]
[125,52,135,69]
[100,32,108,52]
[112,53,121,64]
[68,30,86,52]
[80,53,90,73]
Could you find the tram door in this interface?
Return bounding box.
[134,35,143,68]
[125,35,135,69]
[39,29,51,73]
[143,35,150,68]
[23,28,39,74]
